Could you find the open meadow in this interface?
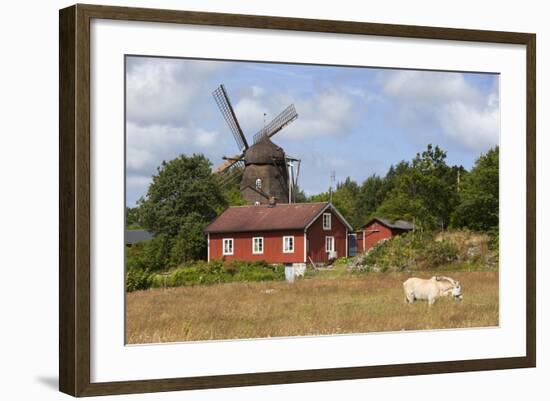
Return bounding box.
[126,270,498,344]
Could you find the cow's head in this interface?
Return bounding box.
[452,281,463,300]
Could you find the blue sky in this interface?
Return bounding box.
[125,56,499,207]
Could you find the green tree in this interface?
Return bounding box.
[380,160,411,195]
[332,177,361,227]
[375,170,436,229]
[374,145,462,230]
[292,186,308,203]
[307,177,361,228]
[222,186,246,208]
[355,174,385,226]
[138,154,226,238]
[308,191,329,203]
[126,234,172,272]
[451,146,499,231]
[217,169,246,208]
[125,206,142,229]
[411,144,461,229]
[169,212,210,264]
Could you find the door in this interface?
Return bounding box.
[348,233,357,257]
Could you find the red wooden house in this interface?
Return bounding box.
[204,202,353,265]
[356,217,414,253]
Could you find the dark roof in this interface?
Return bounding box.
[125,229,153,244]
[364,217,415,231]
[244,137,285,165]
[204,202,352,234]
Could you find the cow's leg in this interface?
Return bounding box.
[405,292,415,304]
[428,296,436,307]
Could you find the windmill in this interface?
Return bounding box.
[212,84,301,204]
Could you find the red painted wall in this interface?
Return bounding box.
[209,230,305,264]
[306,210,348,263]
[362,221,393,252]
[356,231,365,254]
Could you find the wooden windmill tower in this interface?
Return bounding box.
[212,84,301,205]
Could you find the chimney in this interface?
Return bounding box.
[268,196,277,207]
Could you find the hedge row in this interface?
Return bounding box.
[126,259,285,292]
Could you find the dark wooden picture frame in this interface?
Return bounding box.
[59,3,536,397]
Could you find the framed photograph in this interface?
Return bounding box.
[59,4,536,397]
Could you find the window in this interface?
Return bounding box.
[325,236,335,253]
[283,236,294,253]
[255,178,262,190]
[323,213,332,230]
[222,238,234,255]
[252,237,264,254]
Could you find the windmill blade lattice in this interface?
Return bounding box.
[253,104,298,143]
[212,85,249,152]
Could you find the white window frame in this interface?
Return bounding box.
[283,236,295,253]
[252,237,264,254]
[323,212,332,230]
[325,236,335,253]
[222,238,234,256]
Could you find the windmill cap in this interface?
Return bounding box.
[244,136,285,165]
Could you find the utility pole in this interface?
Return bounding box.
[329,171,335,203]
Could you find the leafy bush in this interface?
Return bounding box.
[334,256,349,265]
[126,234,172,273]
[349,227,502,273]
[126,268,153,292]
[136,259,285,291]
[350,231,458,273]
[417,240,458,269]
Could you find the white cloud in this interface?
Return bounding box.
[126,148,154,172]
[233,87,360,142]
[380,70,499,152]
[125,57,230,204]
[233,97,267,135]
[438,101,500,151]
[125,122,225,206]
[245,65,310,79]
[126,175,152,189]
[126,57,224,126]
[251,86,265,97]
[126,122,224,174]
[383,70,479,104]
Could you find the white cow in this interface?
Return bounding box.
[403,276,463,306]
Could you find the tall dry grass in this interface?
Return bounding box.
[126,271,498,344]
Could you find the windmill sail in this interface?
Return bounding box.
[212,85,249,152]
[214,154,243,174]
[253,104,298,144]
[212,84,301,203]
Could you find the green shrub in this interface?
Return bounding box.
[488,229,499,251]
[141,259,285,291]
[334,256,349,265]
[126,234,172,272]
[358,231,458,272]
[126,268,153,292]
[417,240,458,269]
[222,260,241,276]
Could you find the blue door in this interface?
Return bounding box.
[348,234,357,257]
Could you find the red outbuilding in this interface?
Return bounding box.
[204,202,353,265]
[356,217,414,253]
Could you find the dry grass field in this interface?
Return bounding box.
[126,270,498,344]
